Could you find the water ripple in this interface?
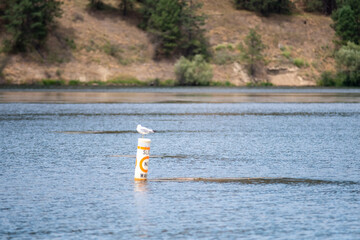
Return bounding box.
[150,177,359,185]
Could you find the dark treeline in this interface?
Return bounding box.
[302,0,337,15]
[234,0,294,16]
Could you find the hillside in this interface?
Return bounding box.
[0,0,336,86]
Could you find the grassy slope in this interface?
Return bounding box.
[0,0,336,86]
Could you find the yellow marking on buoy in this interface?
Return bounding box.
[139,156,149,173]
[137,146,150,150]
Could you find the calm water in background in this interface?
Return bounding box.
[0,88,360,239]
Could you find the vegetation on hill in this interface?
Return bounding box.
[302,0,337,14]
[332,0,360,44]
[89,0,105,10]
[0,0,359,86]
[316,0,360,86]
[175,54,213,86]
[242,28,266,78]
[2,0,63,53]
[319,42,360,87]
[139,0,208,59]
[234,0,293,16]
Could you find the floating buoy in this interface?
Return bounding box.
[134,138,151,181]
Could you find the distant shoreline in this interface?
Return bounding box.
[1,88,360,103]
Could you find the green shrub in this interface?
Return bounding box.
[215,44,227,51]
[317,71,337,86]
[68,80,81,86]
[174,54,213,86]
[212,43,240,65]
[160,79,175,86]
[148,78,176,86]
[317,71,356,87]
[335,41,360,86]
[65,38,76,50]
[41,79,65,86]
[55,69,62,77]
[293,58,307,68]
[210,81,234,87]
[213,50,239,65]
[103,42,120,57]
[246,82,273,87]
[107,76,146,86]
[102,42,129,65]
[215,44,234,51]
[282,49,291,59]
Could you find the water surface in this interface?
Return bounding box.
[0,89,359,239]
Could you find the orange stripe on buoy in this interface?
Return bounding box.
[134,178,147,181]
[139,156,149,173]
[138,146,150,150]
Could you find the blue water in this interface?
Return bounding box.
[1,101,360,239]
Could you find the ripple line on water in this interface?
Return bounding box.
[56,130,212,134]
[149,177,359,185]
[109,154,188,159]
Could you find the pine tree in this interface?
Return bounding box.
[140,0,208,58]
[243,28,265,77]
[138,0,157,30]
[147,0,182,57]
[179,0,209,58]
[3,0,63,52]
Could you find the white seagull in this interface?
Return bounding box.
[137,124,154,138]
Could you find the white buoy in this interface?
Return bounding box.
[134,138,151,181]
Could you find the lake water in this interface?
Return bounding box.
[1,88,360,239]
